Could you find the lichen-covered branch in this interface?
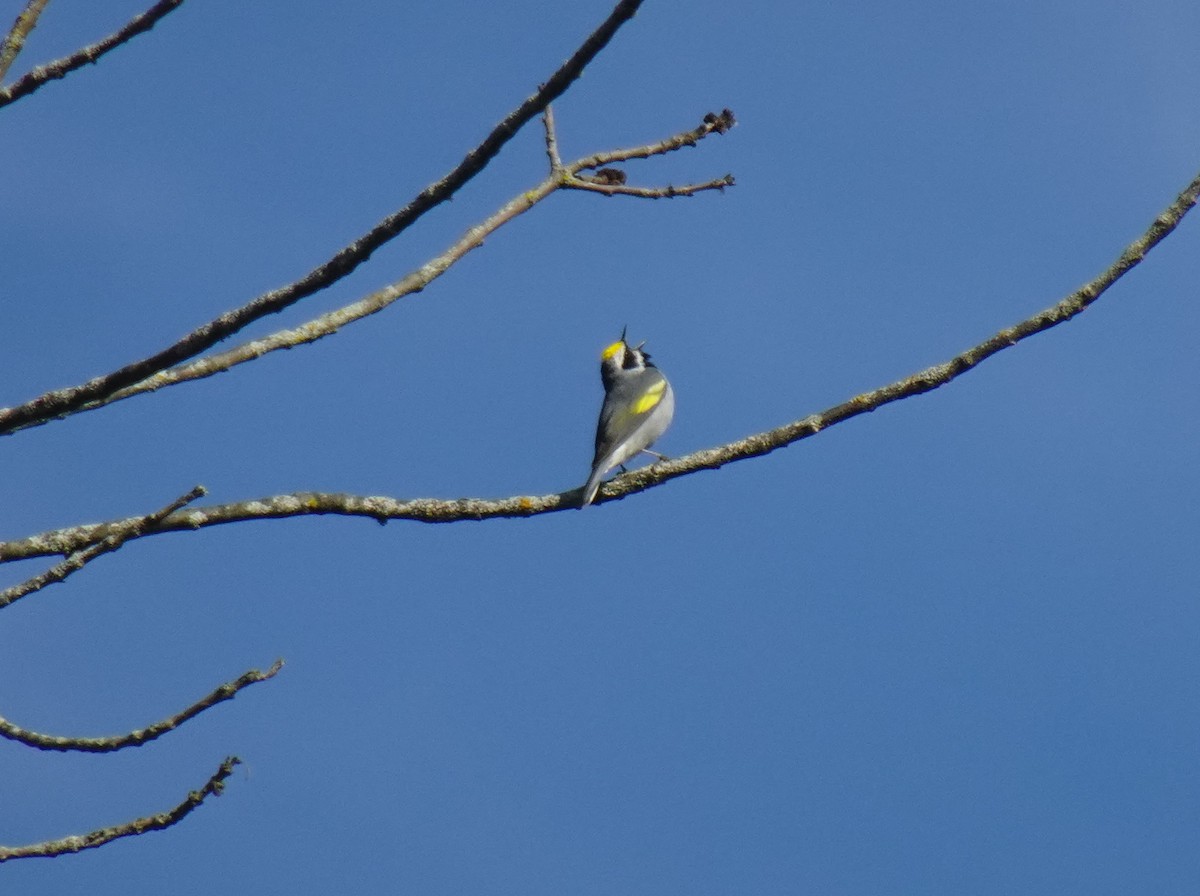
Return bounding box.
[0,0,187,106]
[2,163,1196,560]
[0,486,205,609]
[0,661,281,752]
[0,0,51,83]
[0,0,647,437]
[0,756,240,862]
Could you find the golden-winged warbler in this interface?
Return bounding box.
[581,329,675,506]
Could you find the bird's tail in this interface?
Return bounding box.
[580,466,605,507]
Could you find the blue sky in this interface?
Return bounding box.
[2,1,1199,893]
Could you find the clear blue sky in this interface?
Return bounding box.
[3,1,1199,893]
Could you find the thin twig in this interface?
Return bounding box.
[0,660,282,752]
[0,0,647,437]
[43,110,735,414]
[0,0,186,107]
[0,756,240,862]
[565,176,734,198]
[0,0,51,83]
[571,108,737,171]
[543,104,563,170]
[1,165,1194,556]
[0,485,205,609]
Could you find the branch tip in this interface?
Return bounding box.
[0,755,242,862]
[703,108,736,133]
[0,659,283,752]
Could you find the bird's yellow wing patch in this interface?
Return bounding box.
[633,379,667,414]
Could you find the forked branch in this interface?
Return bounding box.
[0,486,205,609]
[0,0,648,436]
[60,107,733,414]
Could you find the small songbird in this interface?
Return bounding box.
[581,329,675,507]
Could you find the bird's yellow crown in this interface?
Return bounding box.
[601,340,625,361]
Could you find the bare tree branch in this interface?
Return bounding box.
[564,176,734,199]
[0,0,51,83]
[0,0,186,107]
[0,661,282,752]
[0,756,240,862]
[57,109,734,413]
[2,164,1194,559]
[0,485,205,610]
[0,0,648,438]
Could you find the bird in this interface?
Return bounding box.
[581,328,675,507]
